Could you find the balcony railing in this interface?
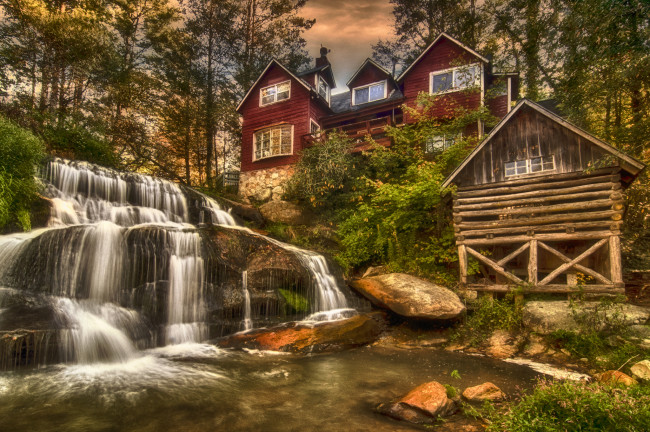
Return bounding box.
[302,116,393,151]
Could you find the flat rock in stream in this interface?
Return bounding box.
[215,314,383,353]
[350,273,465,320]
[376,381,457,424]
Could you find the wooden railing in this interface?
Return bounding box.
[302,116,393,151]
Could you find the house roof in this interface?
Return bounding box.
[441,99,646,189]
[329,88,404,114]
[397,32,489,83]
[236,59,320,113]
[298,63,337,88]
[346,58,393,88]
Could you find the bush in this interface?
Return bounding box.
[451,294,523,346]
[43,119,116,167]
[0,115,45,231]
[487,380,650,431]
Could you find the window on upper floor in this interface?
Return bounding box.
[505,155,555,177]
[260,80,290,106]
[424,133,460,154]
[430,64,480,94]
[253,125,293,161]
[317,76,330,102]
[352,80,387,105]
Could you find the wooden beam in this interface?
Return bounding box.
[456,199,620,218]
[466,283,625,294]
[456,173,620,198]
[459,231,616,245]
[454,190,613,211]
[466,247,524,284]
[458,244,468,285]
[497,242,530,266]
[539,238,609,285]
[528,239,537,285]
[457,168,618,192]
[458,221,622,238]
[537,241,612,284]
[609,235,623,284]
[455,210,624,230]
[455,181,619,205]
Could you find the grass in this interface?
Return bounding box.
[486,379,650,432]
[450,294,523,346]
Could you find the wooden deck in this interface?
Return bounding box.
[302,116,393,151]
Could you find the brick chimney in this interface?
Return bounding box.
[315,46,330,68]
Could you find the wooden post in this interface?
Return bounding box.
[528,239,537,285]
[609,235,623,284]
[458,245,468,285]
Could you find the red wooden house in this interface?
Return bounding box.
[236,33,519,202]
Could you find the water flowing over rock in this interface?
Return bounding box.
[350,273,465,320]
[0,158,361,369]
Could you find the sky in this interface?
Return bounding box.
[301,0,395,94]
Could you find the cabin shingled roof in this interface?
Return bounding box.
[329,88,404,114]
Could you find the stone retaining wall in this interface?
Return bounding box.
[239,165,294,203]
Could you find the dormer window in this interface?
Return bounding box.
[352,80,387,105]
[505,155,555,177]
[430,64,480,94]
[317,76,330,102]
[260,80,290,106]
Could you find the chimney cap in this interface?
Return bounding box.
[320,46,329,57]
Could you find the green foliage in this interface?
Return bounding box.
[279,289,309,314]
[487,380,650,432]
[0,115,45,231]
[42,120,117,168]
[451,294,523,346]
[444,384,458,398]
[450,369,461,380]
[284,131,360,213]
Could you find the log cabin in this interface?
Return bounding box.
[236,33,518,202]
[441,99,646,295]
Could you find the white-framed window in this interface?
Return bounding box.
[317,76,330,103]
[310,119,320,134]
[260,80,290,106]
[352,80,387,105]
[430,64,481,94]
[425,134,459,153]
[505,155,555,177]
[253,124,293,161]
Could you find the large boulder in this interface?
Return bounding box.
[350,273,465,320]
[630,360,650,381]
[215,314,383,353]
[522,301,650,335]
[462,382,506,403]
[376,381,457,424]
[259,200,312,225]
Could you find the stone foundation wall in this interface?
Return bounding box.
[239,165,294,203]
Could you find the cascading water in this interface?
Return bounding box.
[0,158,357,368]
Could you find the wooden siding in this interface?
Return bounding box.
[402,37,483,119]
[240,64,315,172]
[348,65,394,92]
[454,105,612,187]
[454,168,625,293]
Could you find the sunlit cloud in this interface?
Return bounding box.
[302,0,394,93]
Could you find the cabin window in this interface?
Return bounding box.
[505,155,555,177]
[310,119,321,134]
[430,64,480,94]
[260,80,290,106]
[425,134,459,153]
[318,76,330,102]
[352,80,387,105]
[253,125,293,160]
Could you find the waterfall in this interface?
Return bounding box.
[0,158,357,368]
[241,270,252,331]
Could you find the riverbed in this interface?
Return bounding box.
[0,344,545,431]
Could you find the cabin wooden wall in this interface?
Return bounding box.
[402,38,483,120]
[455,105,612,187]
[240,64,327,173]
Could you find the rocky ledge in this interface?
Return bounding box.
[215,313,384,353]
